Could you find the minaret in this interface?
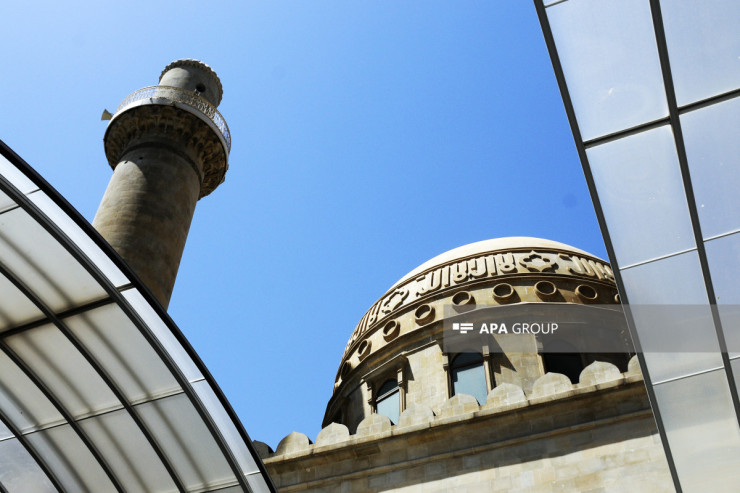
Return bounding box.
[93,59,230,308]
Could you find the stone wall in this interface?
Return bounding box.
[261,363,674,492]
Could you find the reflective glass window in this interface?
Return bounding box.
[26,424,116,492]
[0,438,56,492]
[0,207,106,313]
[0,273,45,331]
[0,189,17,215]
[661,0,740,106]
[192,380,260,477]
[547,0,667,140]
[121,289,203,383]
[654,369,740,492]
[451,353,487,405]
[681,97,740,239]
[375,380,400,425]
[137,392,235,491]
[620,251,722,383]
[6,325,121,420]
[79,408,178,492]
[0,154,39,197]
[64,305,181,404]
[705,232,740,356]
[588,125,695,267]
[0,348,64,433]
[29,192,129,289]
[246,474,273,493]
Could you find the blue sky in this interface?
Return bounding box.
[1,1,608,449]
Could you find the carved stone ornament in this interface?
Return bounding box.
[519,251,558,273]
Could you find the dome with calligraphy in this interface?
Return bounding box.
[324,236,624,430]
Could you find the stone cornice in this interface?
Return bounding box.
[104,104,227,198]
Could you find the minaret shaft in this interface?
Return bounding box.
[93,145,201,306]
[94,60,229,308]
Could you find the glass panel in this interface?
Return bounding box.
[207,486,241,493]
[452,364,487,405]
[661,0,740,106]
[546,0,667,140]
[28,192,130,289]
[0,207,107,313]
[121,289,203,383]
[653,369,740,492]
[377,379,398,399]
[136,393,235,491]
[65,304,181,404]
[731,359,740,398]
[0,349,63,433]
[588,125,695,267]
[705,233,740,356]
[246,473,273,493]
[620,252,722,382]
[79,408,178,493]
[681,97,740,239]
[0,273,45,331]
[0,437,56,492]
[0,420,12,441]
[6,325,121,419]
[0,189,17,215]
[192,380,260,476]
[0,154,39,197]
[26,423,117,492]
[451,354,487,405]
[376,390,400,426]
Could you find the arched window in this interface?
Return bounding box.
[542,340,584,384]
[451,353,487,405]
[375,379,400,425]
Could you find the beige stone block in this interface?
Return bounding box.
[484,382,527,409]
[398,403,434,428]
[356,414,392,437]
[274,431,311,455]
[627,355,642,375]
[579,361,622,386]
[316,422,350,446]
[437,393,480,418]
[529,372,574,400]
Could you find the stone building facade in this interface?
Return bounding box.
[258,238,675,492]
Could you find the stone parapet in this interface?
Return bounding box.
[263,365,671,492]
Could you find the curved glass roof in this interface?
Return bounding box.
[0,140,275,492]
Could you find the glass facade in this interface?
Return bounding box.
[0,141,275,492]
[536,1,740,491]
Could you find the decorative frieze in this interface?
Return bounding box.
[343,250,614,356]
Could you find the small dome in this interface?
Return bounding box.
[324,237,623,431]
[336,237,615,382]
[390,237,594,289]
[159,59,224,107]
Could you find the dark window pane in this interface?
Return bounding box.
[451,354,487,405]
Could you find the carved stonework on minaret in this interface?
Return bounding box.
[93,59,230,308]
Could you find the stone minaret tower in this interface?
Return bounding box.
[93,59,230,308]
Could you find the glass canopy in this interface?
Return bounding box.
[0,140,274,492]
[536,1,740,491]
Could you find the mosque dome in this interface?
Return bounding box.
[324,237,627,431]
